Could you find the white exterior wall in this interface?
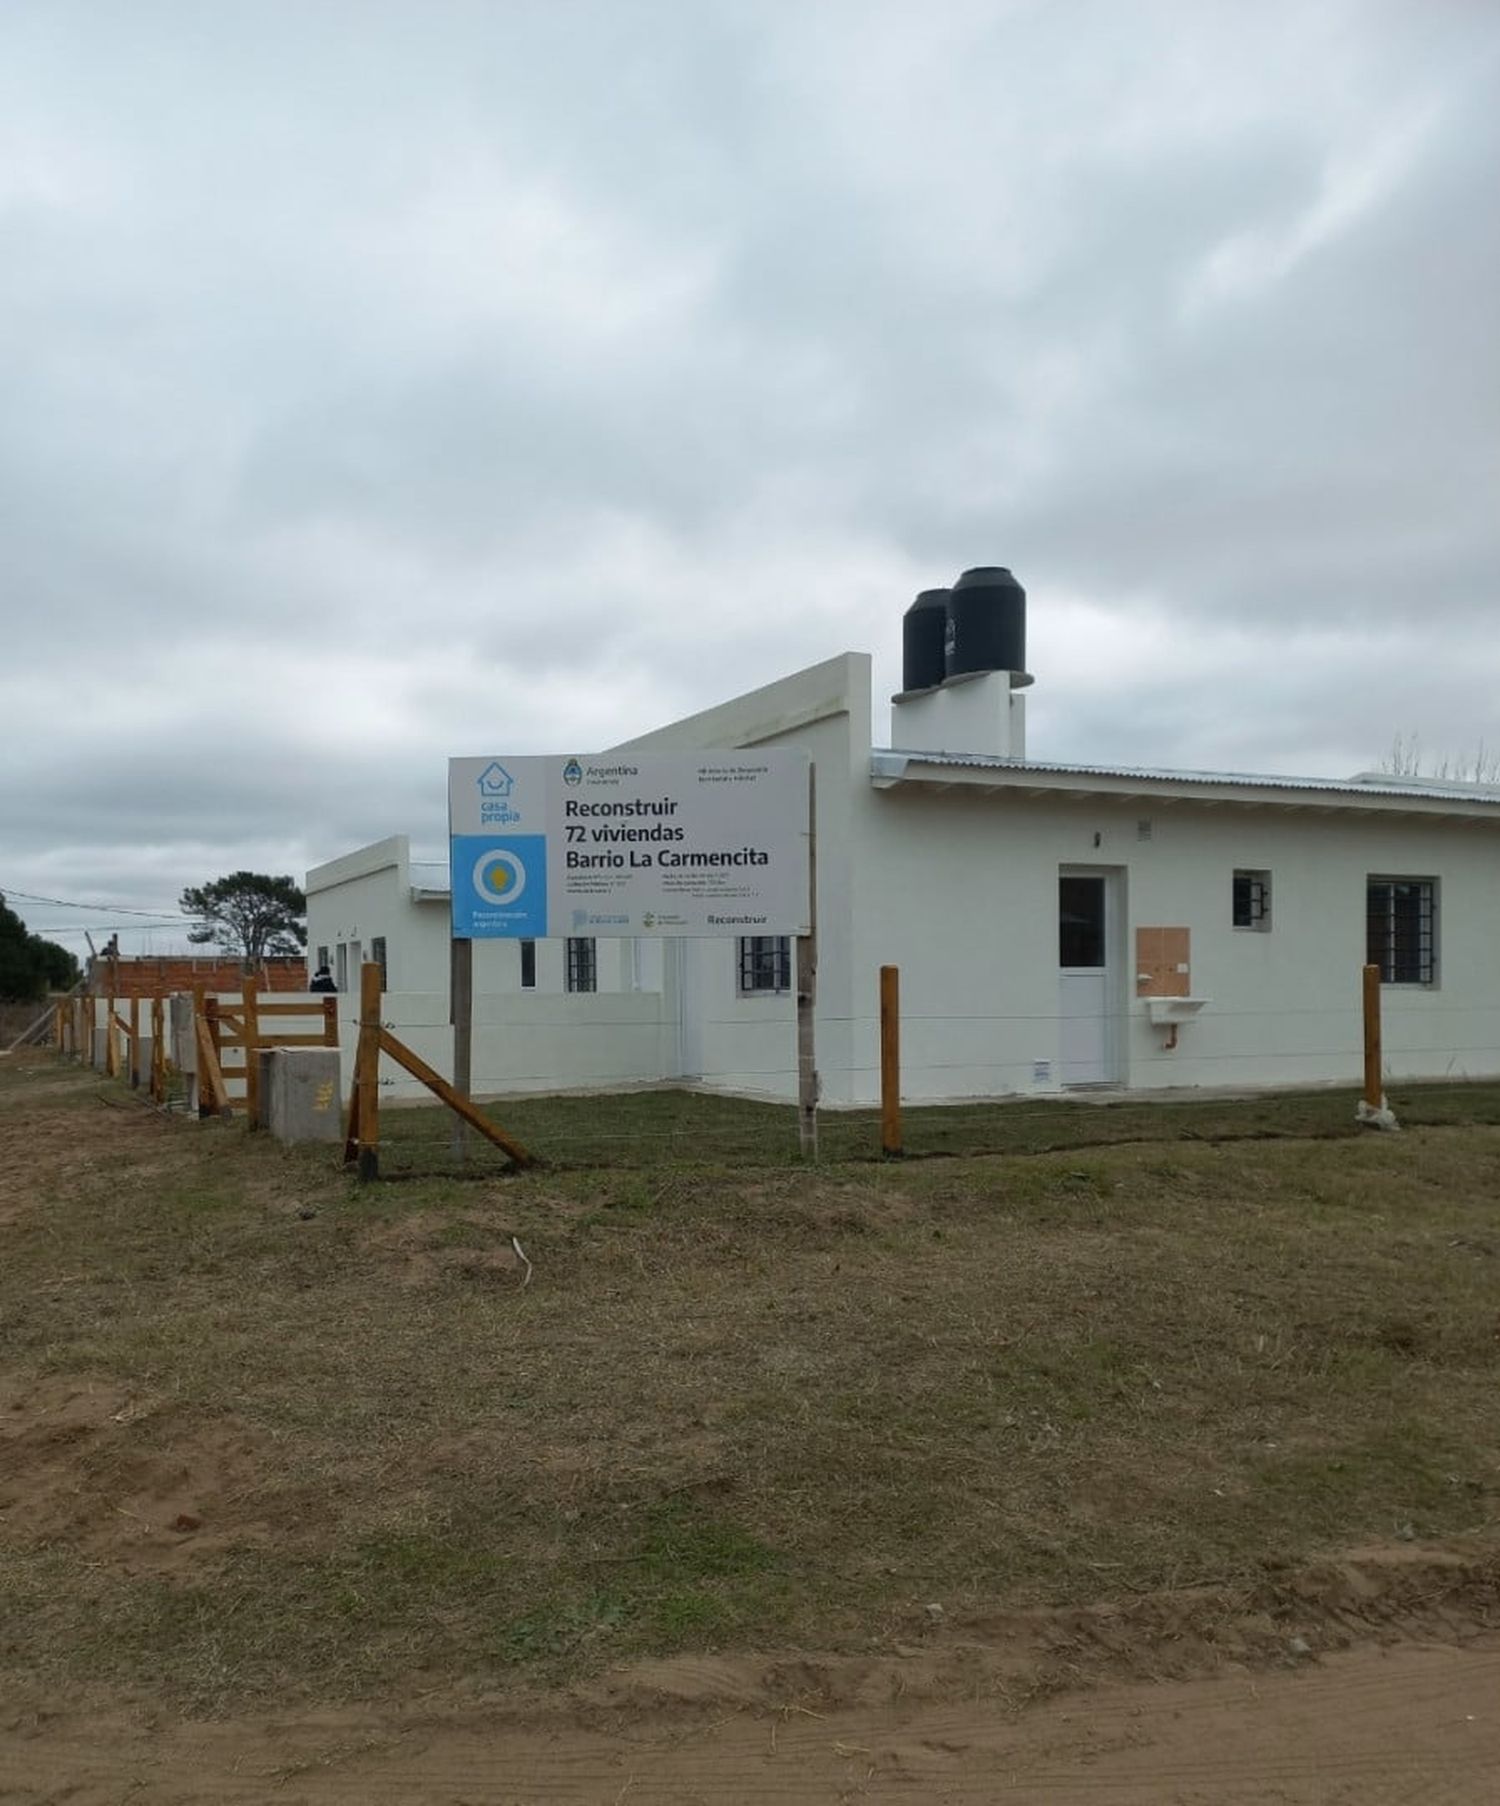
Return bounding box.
[307,835,672,1098]
[329,989,673,1101]
[307,836,655,1003]
[847,785,1500,1099]
[614,653,867,1104]
[306,837,420,990]
[303,659,1500,1107]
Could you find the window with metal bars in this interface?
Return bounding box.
[737,935,791,995]
[519,939,536,990]
[1366,878,1436,985]
[565,936,597,994]
[1232,870,1271,930]
[370,937,388,991]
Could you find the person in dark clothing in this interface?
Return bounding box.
[309,964,338,993]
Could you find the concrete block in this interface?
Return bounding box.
[171,995,195,1075]
[171,995,197,1113]
[131,1035,153,1089]
[262,1047,343,1145]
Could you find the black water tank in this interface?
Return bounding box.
[901,587,950,692]
[944,566,1027,681]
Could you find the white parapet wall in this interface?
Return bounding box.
[334,989,677,1100]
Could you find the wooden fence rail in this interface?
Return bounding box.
[57,979,336,1123]
[342,962,532,1180]
[193,985,339,1125]
[76,992,181,1106]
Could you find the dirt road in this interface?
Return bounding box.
[5,1638,1498,1803]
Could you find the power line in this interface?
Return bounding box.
[0,885,194,919]
[28,922,194,934]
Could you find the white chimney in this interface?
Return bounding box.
[890,669,1027,760]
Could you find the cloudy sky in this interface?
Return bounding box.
[2,0,1497,955]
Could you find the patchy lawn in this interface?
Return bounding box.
[372,1072,1500,1173]
[2,1051,1498,1714]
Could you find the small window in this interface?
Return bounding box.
[1059,876,1106,968]
[316,944,330,970]
[370,936,388,991]
[1367,877,1437,985]
[738,935,791,995]
[565,936,597,994]
[334,943,348,992]
[519,939,536,990]
[1232,870,1271,930]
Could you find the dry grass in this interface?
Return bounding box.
[372,1074,1500,1174]
[2,1052,1499,1713]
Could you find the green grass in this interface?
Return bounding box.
[369,1075,1500,1176]
[1,1052,1499,1713]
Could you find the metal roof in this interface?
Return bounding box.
[871,749,1500,811]
[409,860,451,897]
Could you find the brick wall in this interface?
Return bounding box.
[87,957,308,998]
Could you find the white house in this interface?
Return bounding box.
[307,569,1500,1103]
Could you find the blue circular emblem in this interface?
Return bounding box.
[472,847,527,905]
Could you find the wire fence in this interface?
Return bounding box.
[40,1045,1500,1178]
[48,980,1500,1179]
[366,1075,1500,1179]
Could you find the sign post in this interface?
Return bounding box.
[448,750,815,1149]
[451,934,473,1163]
[796,765,818,1157]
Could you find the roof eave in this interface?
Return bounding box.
[869,753,1500,821]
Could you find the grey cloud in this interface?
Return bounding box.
[2,0,1498,951]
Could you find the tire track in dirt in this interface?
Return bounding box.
[3,1640,1499,1803]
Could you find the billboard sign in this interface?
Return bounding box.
[448,752,810,939]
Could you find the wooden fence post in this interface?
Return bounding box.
[128,996,141,1087]
[1362,963,1382,1110]
[355,961,382,1181]
[243,975,261,1129]
[151,995,166,1102]
[104,973,118,1078]
[880,965,902,1158]
[201,991,219,1119]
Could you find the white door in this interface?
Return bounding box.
[1059,872,1116,1085]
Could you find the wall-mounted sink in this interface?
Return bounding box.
[1145,997,1212,1025]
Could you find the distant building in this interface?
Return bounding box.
[86,954,310,998]
[308,569,1500,1102]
